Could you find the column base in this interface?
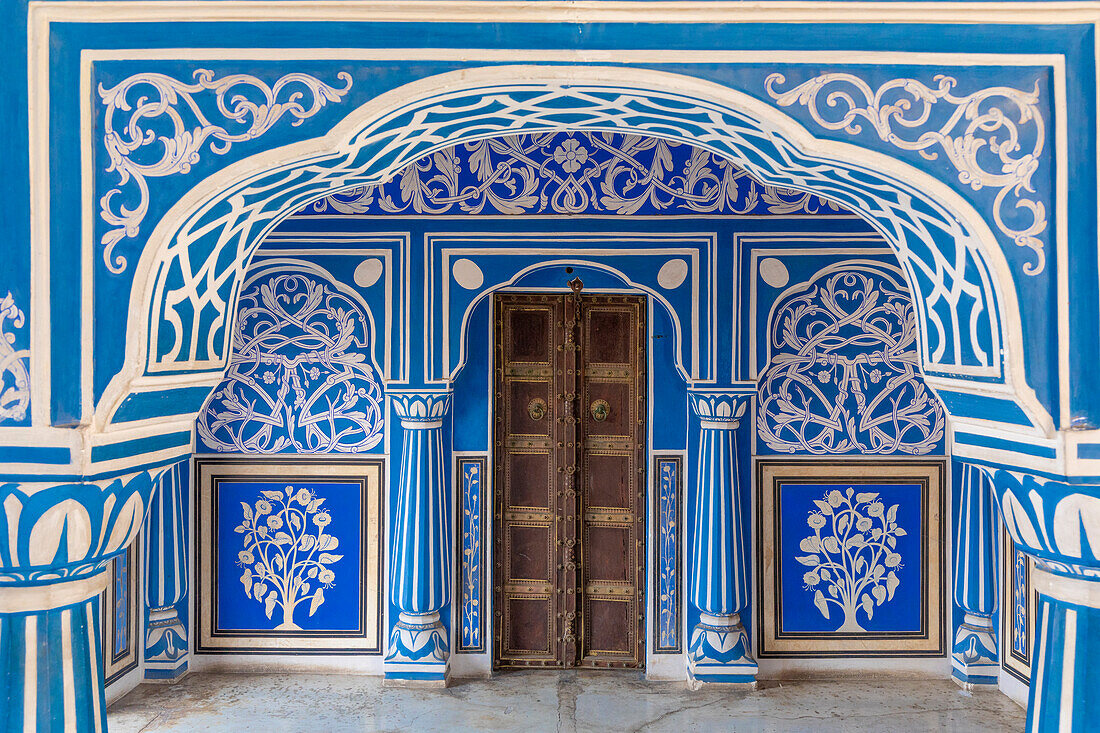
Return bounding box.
[384,611,450,684]
[687,612,758,688]
[144,605,188,682]
[951,612,998,689]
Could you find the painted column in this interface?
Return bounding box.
[991,469,1100,730]
[142,462,189,681]
[951,461,998,688]
[686,391,756,687]
[384,391,452,684]
[1027,567,1100,731]
[0,576,109,732]
[0,471,158,732]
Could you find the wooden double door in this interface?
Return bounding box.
[493,291,646,670]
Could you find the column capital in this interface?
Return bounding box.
[688,391,749,429]
[391,390,453,428]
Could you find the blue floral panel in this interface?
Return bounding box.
[215,480,363,633]
[778,482,925,635]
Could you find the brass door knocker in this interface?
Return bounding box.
[528,398,547,421]
[590,399,610,422]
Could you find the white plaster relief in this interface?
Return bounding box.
[98,69,353,273]
[766,73,1048,275]
[0,292,30,423]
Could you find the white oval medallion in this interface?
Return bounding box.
[657,259,689,290]
[453,258,484,290]
[759,257,790,289]
[353,257,384,288]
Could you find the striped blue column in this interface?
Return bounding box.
[951,461,999,687]
[385,391,452,684]
[0,575,109,732]
[686,392,756,687]
[143,462,189,681]
[1027,567,1100,732]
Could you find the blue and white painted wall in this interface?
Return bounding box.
[3,4,1100,729]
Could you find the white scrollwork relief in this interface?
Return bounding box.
[196,265,384,453]
[306,132,842,218]
[98,69,353,273]
[0,291,30,423]
[757,264,946,455]
[766,73,1047,275]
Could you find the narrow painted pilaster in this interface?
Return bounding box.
[686,391,756,688]
[385,391,452,684]
[142,462,189,681]
[951,462,998,688]
[1027,567,1100,732]
[0,574,109,733]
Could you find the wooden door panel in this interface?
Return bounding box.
[495,292,644,670]
[578,295,645,669]
[495,294,564,667]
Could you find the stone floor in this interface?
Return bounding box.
[108,671,1026,732]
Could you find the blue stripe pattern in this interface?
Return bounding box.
[690,410,748,616]
[1028,594,1100,732]
[142,462,188,678]
[0,598,105,732]
[954,462,997,615]
[390,421,450,615]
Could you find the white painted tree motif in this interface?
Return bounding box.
[796,487,905,632]
[235,486,341,630]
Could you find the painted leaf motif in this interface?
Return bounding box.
[819,568,831,581]
[299,535,315,551]
[822,536,840,554]
[261,490,282,501]
[310,587,325,617]
[274,532,293,545]
[241,502,253,521]
[836,514,849,534]
[319,535,339,552]
[273,554,283,571]
[290,513,302,532]
[241,568,253,598]
[254,582,267,599]
[264,590,277,619]
[795,554,820,566]
[886,571,900,600]
[307,498,325,512]
[855,492,879,504]
[828,583,838,598]
[814,590,830,619]
[318,553,343,564]
[894,527,907,537]
[307,567,318,578]
[887,504,899,524]
[799,536,822,553]
[872,584,887,605]
[813,500,833,516]
[855,556,865,574]
[862,594,874,619]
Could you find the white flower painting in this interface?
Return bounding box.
[795,487,905,632]
[235,486,342,630]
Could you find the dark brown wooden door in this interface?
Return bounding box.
[494,291,646,670]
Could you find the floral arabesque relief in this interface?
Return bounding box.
[758,267,945,455]
[235,485,342,630]
[796,487,905,632]
[305,131,842,217]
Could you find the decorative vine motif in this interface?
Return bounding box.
[757,265,945,455]
[796,487,905,632]
[766,73,1047,275]
[460,461,482,651]
[657,460,679,651]
[98,69,353,273]
[0,291,30,423]
[196,267,383,453]
[304,131,842,217]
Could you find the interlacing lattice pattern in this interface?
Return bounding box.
[758,265,946,455]
[196,266,384,453]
